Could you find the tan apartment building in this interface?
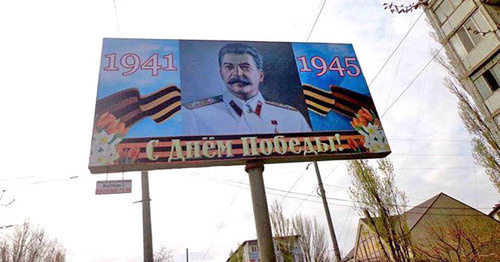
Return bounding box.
[423,0,500,134]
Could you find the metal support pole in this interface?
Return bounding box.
[313,161,341,262]
[141,171,154,262]
[245,161,276,262]
[186,248,189,262]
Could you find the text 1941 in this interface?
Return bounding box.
[103,53,178,76]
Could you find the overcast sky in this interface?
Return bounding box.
[0,0,498,261]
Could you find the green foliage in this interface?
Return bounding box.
[448,79,500,193]
[228,246,244,262]
[347,159,413,262]
[436,49,500,193]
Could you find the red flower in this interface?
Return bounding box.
[116,122,129,136]
[357,115,368,126]
[351,118,363,128]
[96,112,117,130]
[107,122,128,136]
[358,108,373,122]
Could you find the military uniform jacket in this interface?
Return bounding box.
[182,91,312,135]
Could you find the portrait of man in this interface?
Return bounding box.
[182,42,312,135]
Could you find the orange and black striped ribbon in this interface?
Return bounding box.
[95,85,181,127]
[302,84,376,118]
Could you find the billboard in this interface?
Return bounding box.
[89,38,390,174]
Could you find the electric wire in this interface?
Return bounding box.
[339,207,354,253]
[1,176,79,192]
[381,44,445,118]
[306,0,327,41]
[390,138,471,142]
[382,11,416,113]
[187,172,494,211]
[376,10,396,99]
[112,0,121,36]
[289,162,342,217]
[201,173,245,262]
[398,53,429,177]
[279,162,312,205]
[368,11,425,88]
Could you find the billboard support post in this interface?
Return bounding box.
[141,171,154,262]
[313,161,342,262]
[245,161,276,262]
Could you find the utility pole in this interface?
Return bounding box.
[245,161,276,262]
[141,171,154,262]
[313,161,341,262]
[186,248,189,262]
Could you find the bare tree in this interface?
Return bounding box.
[153,245,174,262]
[292,214,332,262]
[270,200,333,262]
[413,216,500,261]
[0,219,65,262]
[383,0,429,14]
[347,159,413,262]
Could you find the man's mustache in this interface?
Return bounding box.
[227,76,252,85]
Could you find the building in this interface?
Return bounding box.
[423,0,500,135]
[344,192,500,261]
[227,235,303,262]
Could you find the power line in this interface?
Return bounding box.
[279,162,312,205]
[201,173,245,262]
[187,172,494,211]
[390,138,471,142]
[112,0,121,36]
[306,0,327,41]
[368,11,425,87]
[289,162,342,217]
[381,44,445,117]
[1,176,79,192]
[382,11,416,113]
[0,176,34,182]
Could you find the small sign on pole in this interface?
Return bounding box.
[96,180,132,195]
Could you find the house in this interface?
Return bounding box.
[227,235,303,262]
[344,192,500,261]
[423,0,500,137]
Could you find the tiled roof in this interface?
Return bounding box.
[405,192,441,230]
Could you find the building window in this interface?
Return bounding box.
[449,10,490,59]
[251,245,259,253]
[435,0,463,24]
[473,63,500,99]
[456,19,484,52]
[494,114,500,127]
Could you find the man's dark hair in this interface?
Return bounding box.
[218,43,264,70]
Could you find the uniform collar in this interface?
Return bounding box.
[223,91,266,119]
